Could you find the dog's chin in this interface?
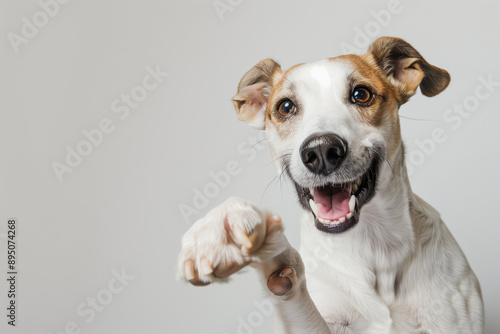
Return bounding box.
[292,157,380,234]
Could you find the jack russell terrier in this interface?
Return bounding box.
[177,37,484,333]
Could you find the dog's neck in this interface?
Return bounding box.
[379,143,435,223]
[354,143,416,261]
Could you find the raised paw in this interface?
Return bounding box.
[267,266,298,296]
[178,197,286,286]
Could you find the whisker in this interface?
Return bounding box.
[281,165,292,192]
[278,163,287,202]
[261,159,290,205]
[261,173,281,205]
[248,136,268,151]
[399,115,438,122]
[266,150,292,167]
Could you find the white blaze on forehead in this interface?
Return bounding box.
[286,60,351,102]
[310,64,332,86]
[285,60,355,136]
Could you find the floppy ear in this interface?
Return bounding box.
[366,37,450,104]
[232,59,282,129]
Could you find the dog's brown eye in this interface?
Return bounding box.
[351,87,372,104]
[276,100,296,117]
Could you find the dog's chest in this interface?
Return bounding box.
[299,212,419,331]
[305,262,423,333]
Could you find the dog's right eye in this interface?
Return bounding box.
[276,100,296,117]
[351,86,373,105]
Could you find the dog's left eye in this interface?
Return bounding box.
[276,100,296,117]
[351,87,373,104]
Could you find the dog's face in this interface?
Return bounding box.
[233,37,450,234]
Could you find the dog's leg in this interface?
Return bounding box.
[178,197,332,333]
[252,245,333,334]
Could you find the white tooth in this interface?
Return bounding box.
[318,218,328,224]
[347,212,353,219]
[309,199,318,216]
[349,195,356,212]
[318,217,337,225]
[339,217,346,223]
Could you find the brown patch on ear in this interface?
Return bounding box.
[232,82,268,123]
[232,59,282,129]
[393,58,425,94]
[365,37,450,104]
[237,59,281,91]
[419,62,450,97]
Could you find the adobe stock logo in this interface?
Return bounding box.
[339,0,405,54]
[223,298,274,334]
[7,0,72,54]
[51,65,169,182]
[212,0,243,21]
[48,268,134,334]
[406,75,499,175]
[178,132,267,224]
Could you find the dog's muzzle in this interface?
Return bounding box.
[291,132,380,234]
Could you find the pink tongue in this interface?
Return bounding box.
[314,185,351,221]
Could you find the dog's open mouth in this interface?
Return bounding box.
[294,158,380,234]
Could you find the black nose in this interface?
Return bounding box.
[300,132,347,175]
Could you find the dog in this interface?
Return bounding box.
[177,37,484,333]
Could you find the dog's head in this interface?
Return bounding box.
[232,37,450,234]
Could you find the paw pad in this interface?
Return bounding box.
[267,266,296,296]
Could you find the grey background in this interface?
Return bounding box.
[1,0,499,333]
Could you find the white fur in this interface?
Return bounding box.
[178,197,287,283]
[178,58,484,333]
